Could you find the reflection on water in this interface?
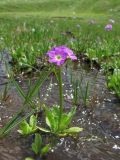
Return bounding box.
[0,58,120,160]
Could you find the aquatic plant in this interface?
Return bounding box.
[18,115,37,135]
[70,75,89,106]
[25,133,50,160]
[0,84,9,102]
[107,69,120,97]
[0,67,53,137]
[38,105,82,136]
[31,133,50,156]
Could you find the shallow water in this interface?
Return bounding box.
[0,56,120,160]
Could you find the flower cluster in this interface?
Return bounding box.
[105,24,112,31]
[47,46,77,66]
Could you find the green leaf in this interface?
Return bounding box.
[29,115,37,129]
[27,66,54,102]
[32,144,37,154]
[64,127,83,134]
[25,157,34,160]
[46,117,51,128]
[57,133,67,137]
[37,126,50,133]
[0,111,22,137]
[50,106,60,131]
[45,106,61,132]
[44,107,55,131]
[18,120,32,135]
[41,144,50,156]
[0,109,35,137]
[59,107,76,131]
[32,133,42,155]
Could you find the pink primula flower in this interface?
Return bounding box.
[47,46,77,66]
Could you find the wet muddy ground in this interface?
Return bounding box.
[0,53,120,160]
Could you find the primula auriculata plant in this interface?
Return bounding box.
[44,45,83,135]
[17,46,83,159]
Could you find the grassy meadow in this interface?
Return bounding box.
[0,0,120,17]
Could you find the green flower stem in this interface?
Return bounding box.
[58,67,63,113]
[58,67,63,130]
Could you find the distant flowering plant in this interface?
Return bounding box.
[47,46,77,66]
[105,24,112,31]
[89,19,96,25]
[109,19,115,24]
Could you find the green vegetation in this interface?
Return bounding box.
[0,0,119,96]
[0,0,120,17]
[108,70,120,97]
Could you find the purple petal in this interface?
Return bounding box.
[46,45,77,66]
[56,59,65,66]
[69,54,77,60]
[63,47,77,60]
[49,58,57,63]
[47,51,55,58]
